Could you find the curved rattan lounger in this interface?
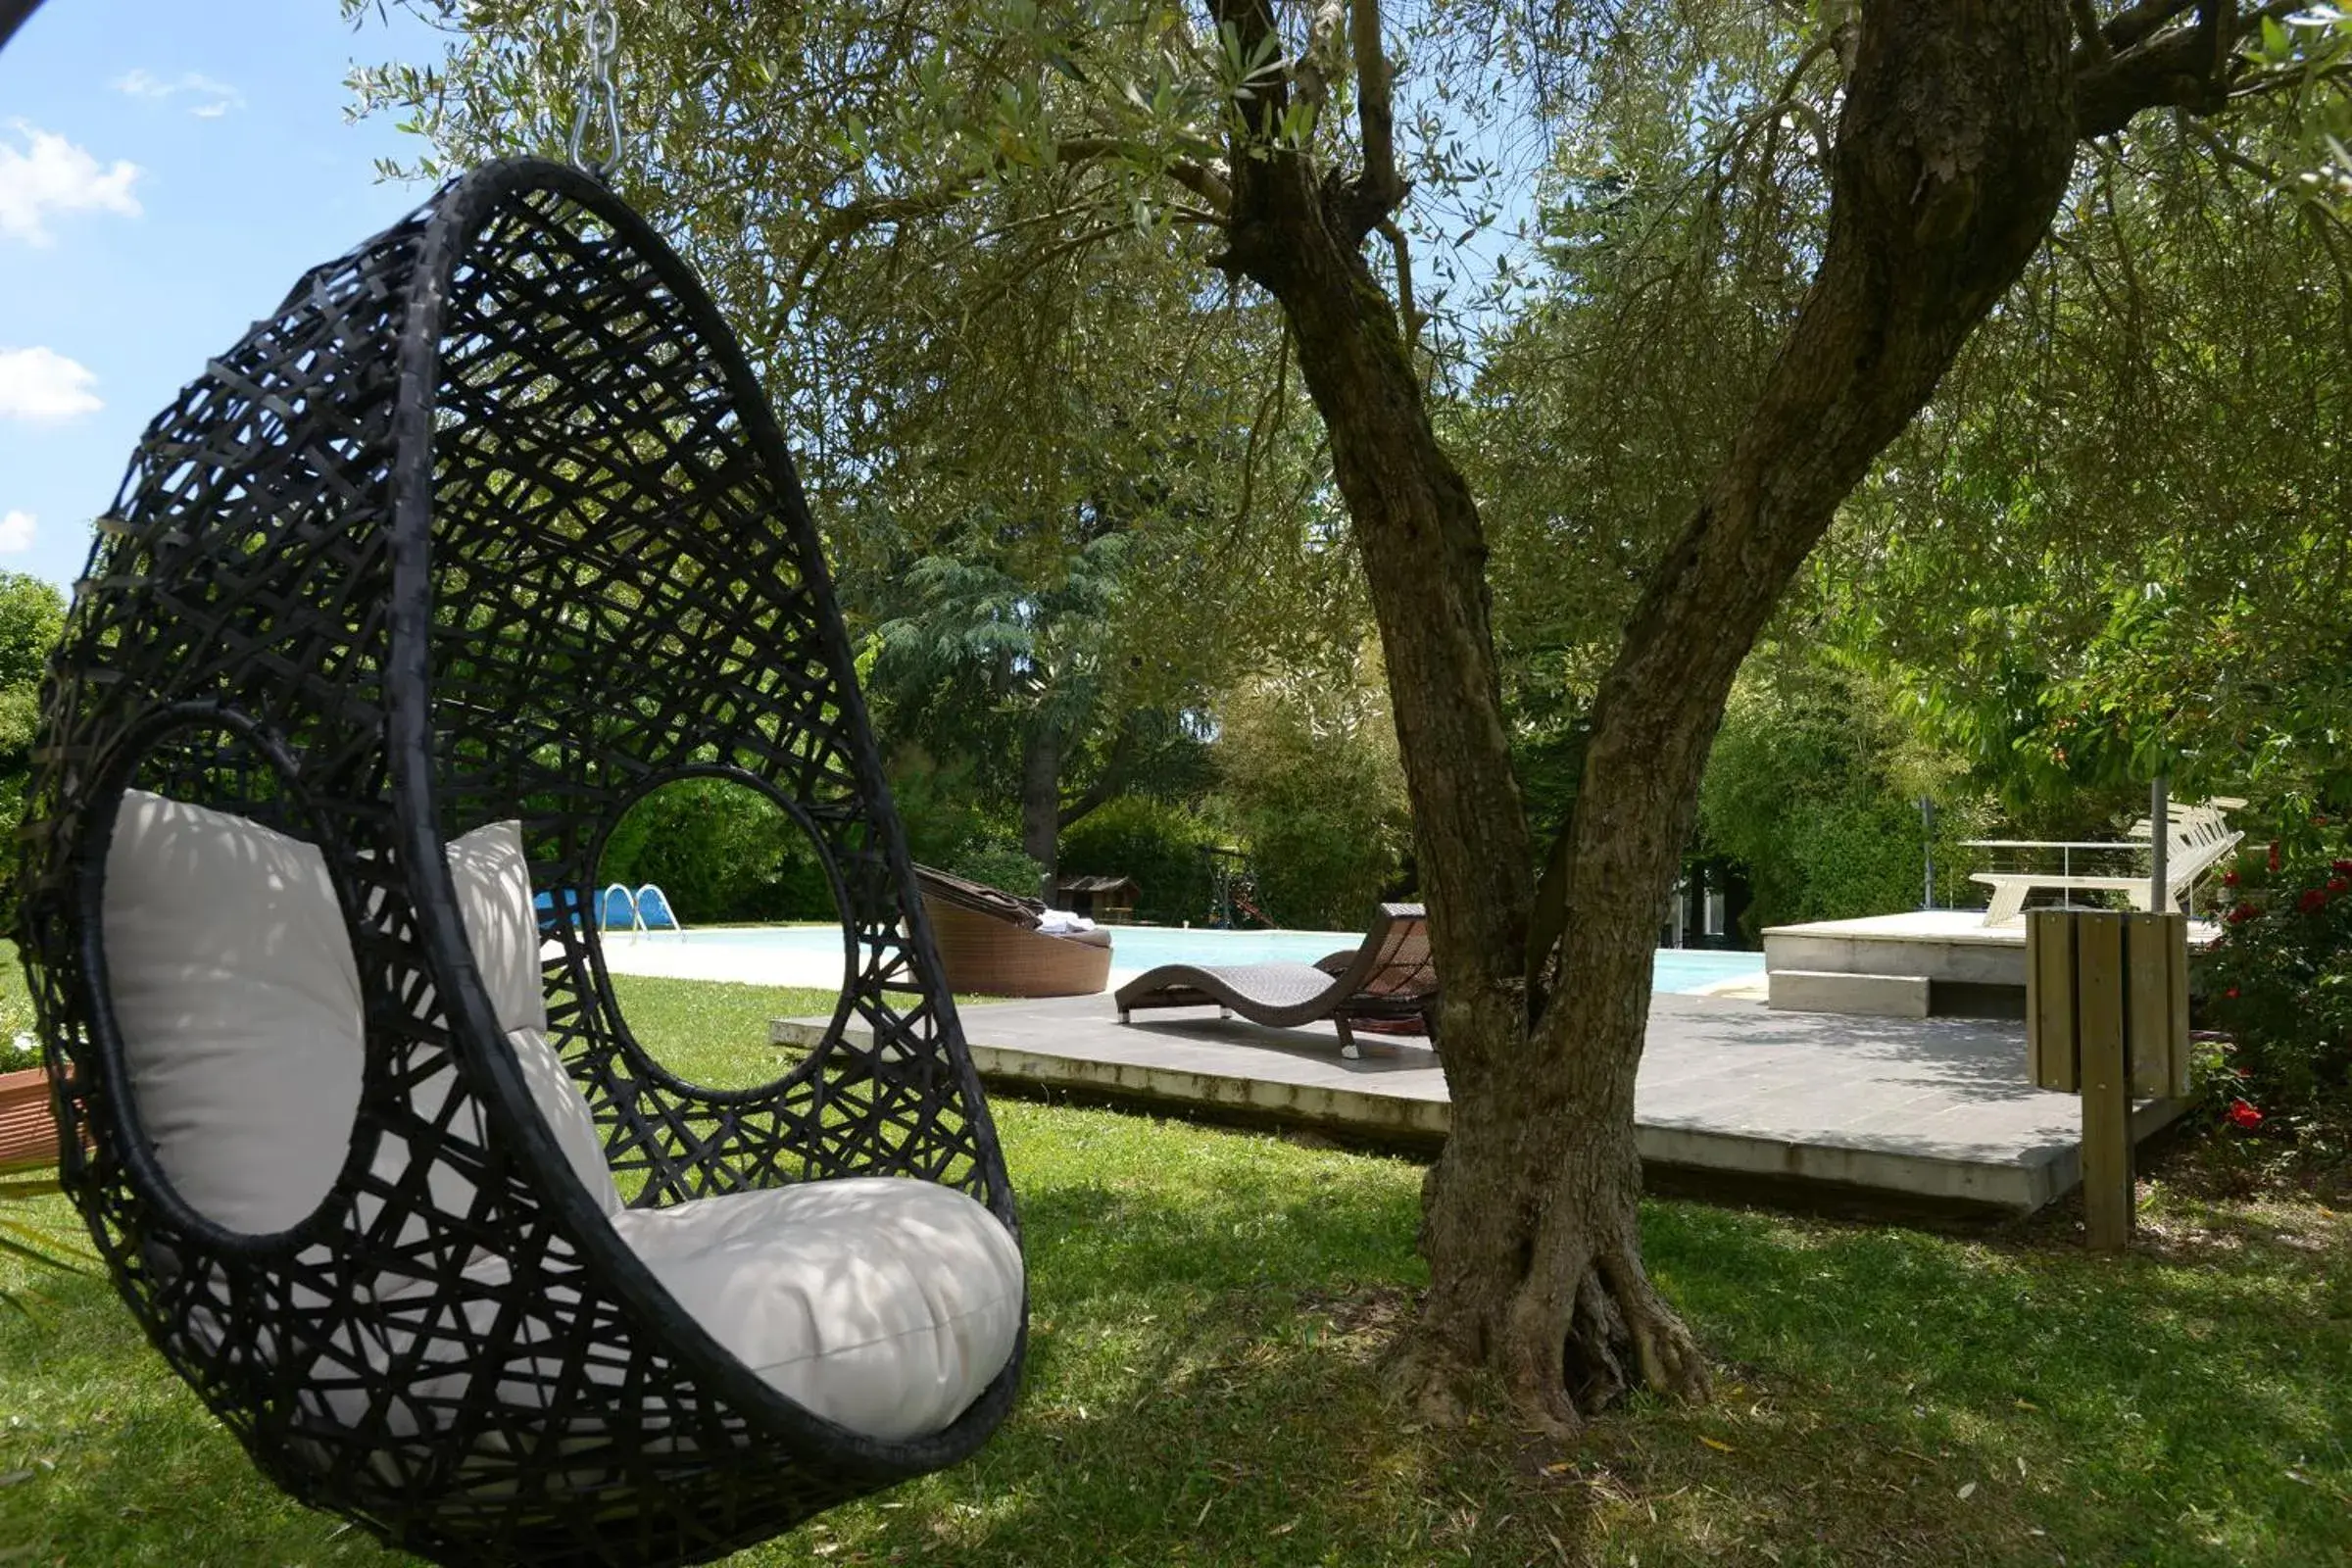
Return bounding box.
[916,866,1113,998]
[1113,904,1436,1057]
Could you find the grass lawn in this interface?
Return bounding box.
[2,964,2347,1565]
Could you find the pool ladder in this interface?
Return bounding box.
[599,882,680,937]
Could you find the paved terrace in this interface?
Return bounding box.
[771,993,2184,1216]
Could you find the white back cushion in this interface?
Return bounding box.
[505,1026,621,1216]
[443,820,547,1034]
[403,820,619,1218]
[105,790,364,1235]
[106,800,612,1242]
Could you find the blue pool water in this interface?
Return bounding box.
[641,924,1763,994]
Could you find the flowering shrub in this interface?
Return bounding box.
[2202,832,2352,1156]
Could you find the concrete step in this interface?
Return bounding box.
[1768,968,1931,1018]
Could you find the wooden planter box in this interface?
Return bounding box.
[0,1065,61,1168]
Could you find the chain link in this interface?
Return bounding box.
[559,0,626,176]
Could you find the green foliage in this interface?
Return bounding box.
[0,574,63,924]
[1212,653,1411,931]
[2203,832,2352,1164]
[1056,794,1220,924]
[884,746,996,868]
[880,746,1036,895]
[948,839,1049,903]
[1699,649,1992,933]
[1822,108,2352,820]
[599,778,832,923]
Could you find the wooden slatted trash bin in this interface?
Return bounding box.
[2026,909,2190,1250]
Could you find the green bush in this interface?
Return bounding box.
[1699,653,1989,935]
[2203,833,2352,1164]
[1058,794,1220,923]
[0,573,64,926]
[1213,659,1412,931]
[945,837,1049,902]
[599,777,833,923]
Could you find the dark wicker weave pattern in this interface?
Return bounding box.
[13,160,1021,1568]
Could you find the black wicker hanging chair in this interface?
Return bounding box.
[12,159,1025,1568]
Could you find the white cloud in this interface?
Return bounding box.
[111,68,244,120]
[0,347,101,423]
[0,123,141,245]
[0,512,34,554]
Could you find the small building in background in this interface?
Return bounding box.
[1054,873,1140,924]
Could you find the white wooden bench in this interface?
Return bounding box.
[1968,803,2243,926]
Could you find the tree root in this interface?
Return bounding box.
[1386,1247,1709,1438]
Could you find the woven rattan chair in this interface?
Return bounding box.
[914,866,1113,998]
[1114,905,1437,1056]
[13,160,1023,1568]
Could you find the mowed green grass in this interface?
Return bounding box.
[1,964,2347,1565]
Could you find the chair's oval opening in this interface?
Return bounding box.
[89,715,366,1241]
[593,770,854,1091]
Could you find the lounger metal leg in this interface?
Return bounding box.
[1336,1016,1359,1059]
[1118,1008,1130,1024]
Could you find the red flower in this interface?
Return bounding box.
[2227,1099,2264,1130]
[2334,858,2352,876]
[2269,842,2282,873]
[2331,877,2351,897]
[2299,888,2328,915]
[2224,986,2240,1000]
[2227,903,2258,925]
[2223,869,2240,887]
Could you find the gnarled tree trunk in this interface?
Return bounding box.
[1020,714,1062,900]
[1211,0,2079,1431]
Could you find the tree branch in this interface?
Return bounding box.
[1351,0,1400,209]
[786,136,1183,303]
[1296,0,1348,113]
[1163,156,1235,214]
[1230,322,1292,539]
[2070,0,2114,62]
[1057,719,1141,829]
[2073,0,2267,139]
[1379,218,1419,353]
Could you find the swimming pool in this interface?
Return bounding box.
[613,923,1764,994]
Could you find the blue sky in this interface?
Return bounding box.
[0,0,442,594]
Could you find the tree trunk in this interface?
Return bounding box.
[1020,715,1061,901]
[1212,0,2077,1432]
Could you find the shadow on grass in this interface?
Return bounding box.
[1642,1200,2352,1566]
[4,1114,2347,1568]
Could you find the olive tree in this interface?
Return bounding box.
[359,0,2352,1430]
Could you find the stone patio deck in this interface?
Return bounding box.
[773,992,2185,1216]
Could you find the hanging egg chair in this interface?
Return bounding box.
[13,158,1025,1568]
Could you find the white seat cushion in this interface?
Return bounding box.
[104,790,365,1235]
[612,1178,1023,1441]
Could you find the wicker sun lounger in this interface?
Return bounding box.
[915,865,1114,998]
[1113,903,1437,1057]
